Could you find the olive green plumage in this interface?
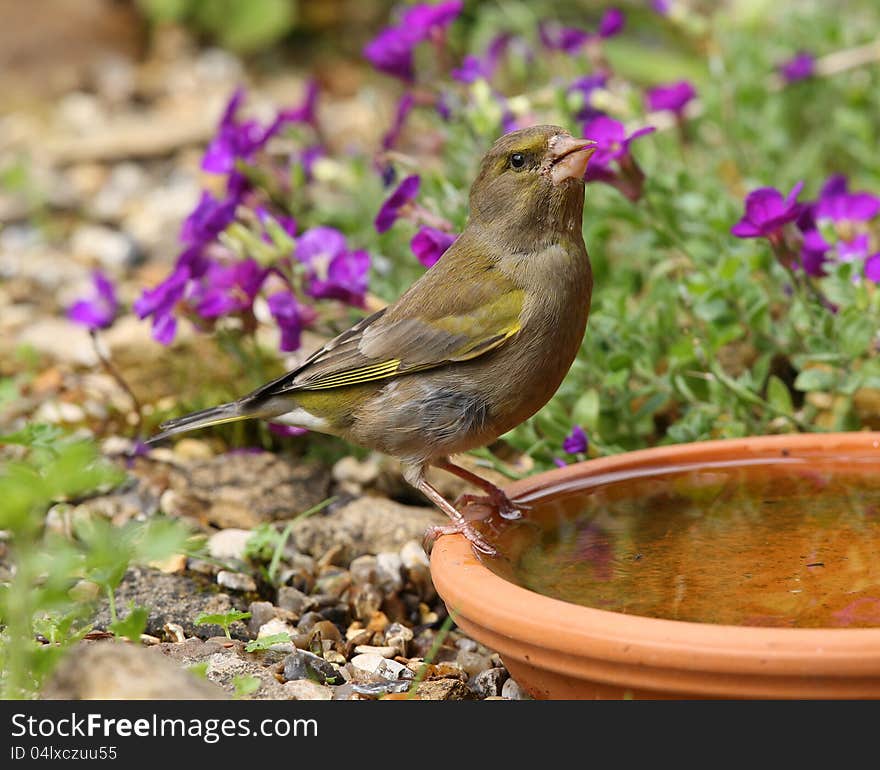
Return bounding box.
[151,124,596,553]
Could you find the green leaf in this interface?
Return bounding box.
[766,375,794,415]
[794,368,835,393]
[108,604,149,642]
[233,674,262,698]
[245,633,291,653]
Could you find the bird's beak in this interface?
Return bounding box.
[549,135,598,185]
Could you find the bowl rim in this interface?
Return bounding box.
[430,432,880,676]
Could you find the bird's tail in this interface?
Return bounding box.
[148,401,252,444]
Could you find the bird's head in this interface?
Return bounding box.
[468,125,596,249]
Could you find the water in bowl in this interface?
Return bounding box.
[485,457,880,627]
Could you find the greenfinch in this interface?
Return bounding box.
[151,125,596,554]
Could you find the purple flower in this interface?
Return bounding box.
[651,0,671,14]
[646,80,696,115]
[800,229,829,276]
[268,423,308,437]
[837,234,871,263]
[538,21,591,54]
[382,92,415,151]
[563,425,589,454]
[779,52,815,83]
[364,1,463,82]
[452,33,512,83]
[134,264,191,345]
[267,290,316,352]
[256,207,297,242]
[866,254,880,283]
[192,259,268,318]
[411,226,456,268]
[364,27,417,82]
[598,8,625,38]
[815,178,880,223]
[296,227,370,306]
[375,175,420,233]
[180,191,238,251]
[731,182,805,240]
[582,116,654,175]
[68,271,118,330]
[569,73,608,121]
[278,79,320,127]
[401,0,462,35]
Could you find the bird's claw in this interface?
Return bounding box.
[456,492,530,521]
[423,522,497,556]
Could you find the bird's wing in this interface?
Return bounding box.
[246,272,524,400]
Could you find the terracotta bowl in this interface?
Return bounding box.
[430,432,880,699]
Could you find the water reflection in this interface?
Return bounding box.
[486,457,880,628]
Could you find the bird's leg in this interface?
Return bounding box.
[403,464,496,556]
[433,457,526,521]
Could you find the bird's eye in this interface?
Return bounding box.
[509,153,526,170]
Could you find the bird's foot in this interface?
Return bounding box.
[423,522,497,556]
[456,490,530,521]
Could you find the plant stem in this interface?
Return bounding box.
[89,330,143,436]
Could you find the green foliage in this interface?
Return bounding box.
[232,674,262,698]
[194,610,252,640]
[0,427,194,698]
[244,633,290,652]
[137,0,296,54]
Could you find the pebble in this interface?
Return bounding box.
[414,679,475,701]
[456,650,493,677]
[247,602,277,637]
[309,620,342,643]
[375,551,404,594]
[208,529,253,562]
[502,678,529,700]
[172,438,215,461]
[70,223,138,270]
[276,585,316,615]
[257,618,295,652]
[348,554,378,585]
[282,649,340,684]
[455,637,479,653]
[163,623,186,644]
[400,539,430,570]
[313,569,351,598]
[283,680,333,700]
[384,623,413,657]
[473,667,509,698]
[353,644,396,658]
[216,570,257,593]
[349,654,412,681]
[350,583,383,622]
[296,612,323,633]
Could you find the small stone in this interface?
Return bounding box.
[414,679,475,701]
[313,569,351,598]
[455,637,478,652]
[247,602,277,636]
[473,667,509,698]
[353,644,396,658]
[384,623,413,657]
[276,585,316,615]
[502,677,529,700]
[400,539,430,570]
[366,611,389,633]
[257,618,295,652]
[309,620,342,643]
[332,455,380,486]
[345,622,365,641]
[69,580,100,603]
[282,649,340,684]
[173,438,216,461]
[216,570,256,593]
[349,654,411,680]
[350,583,383,622]
[283,680,333,700]
[324,650,347,666]
[297,612,323,633]
[208,529,253,562]
[163,623,186,644]
[456,650,493,677]
[349,554,378,585]
[70,223,138,270]
[375,552,404,594]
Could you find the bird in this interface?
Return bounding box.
[150,125,597,555]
